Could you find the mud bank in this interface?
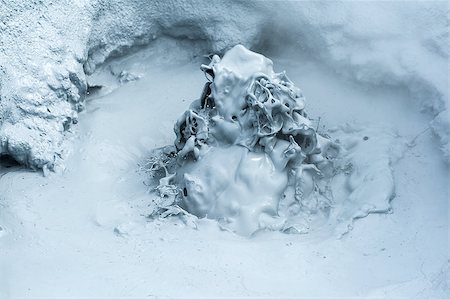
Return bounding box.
[0,1,447,169]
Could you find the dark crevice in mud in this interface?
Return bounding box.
[86,84,103,96]
[0,154,21,169]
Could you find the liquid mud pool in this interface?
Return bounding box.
[0,43,448,298]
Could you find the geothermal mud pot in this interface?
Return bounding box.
[146,45,399,237]
[0,2,448,297]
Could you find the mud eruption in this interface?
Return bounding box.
[147,45,341,236]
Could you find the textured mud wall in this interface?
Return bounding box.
[0,0,447,169]
[0,0,265,170]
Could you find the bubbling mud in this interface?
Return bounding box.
[145,45,344,236]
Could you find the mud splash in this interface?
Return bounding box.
[145,45,399,237]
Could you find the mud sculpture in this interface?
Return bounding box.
[147,45,339,236]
